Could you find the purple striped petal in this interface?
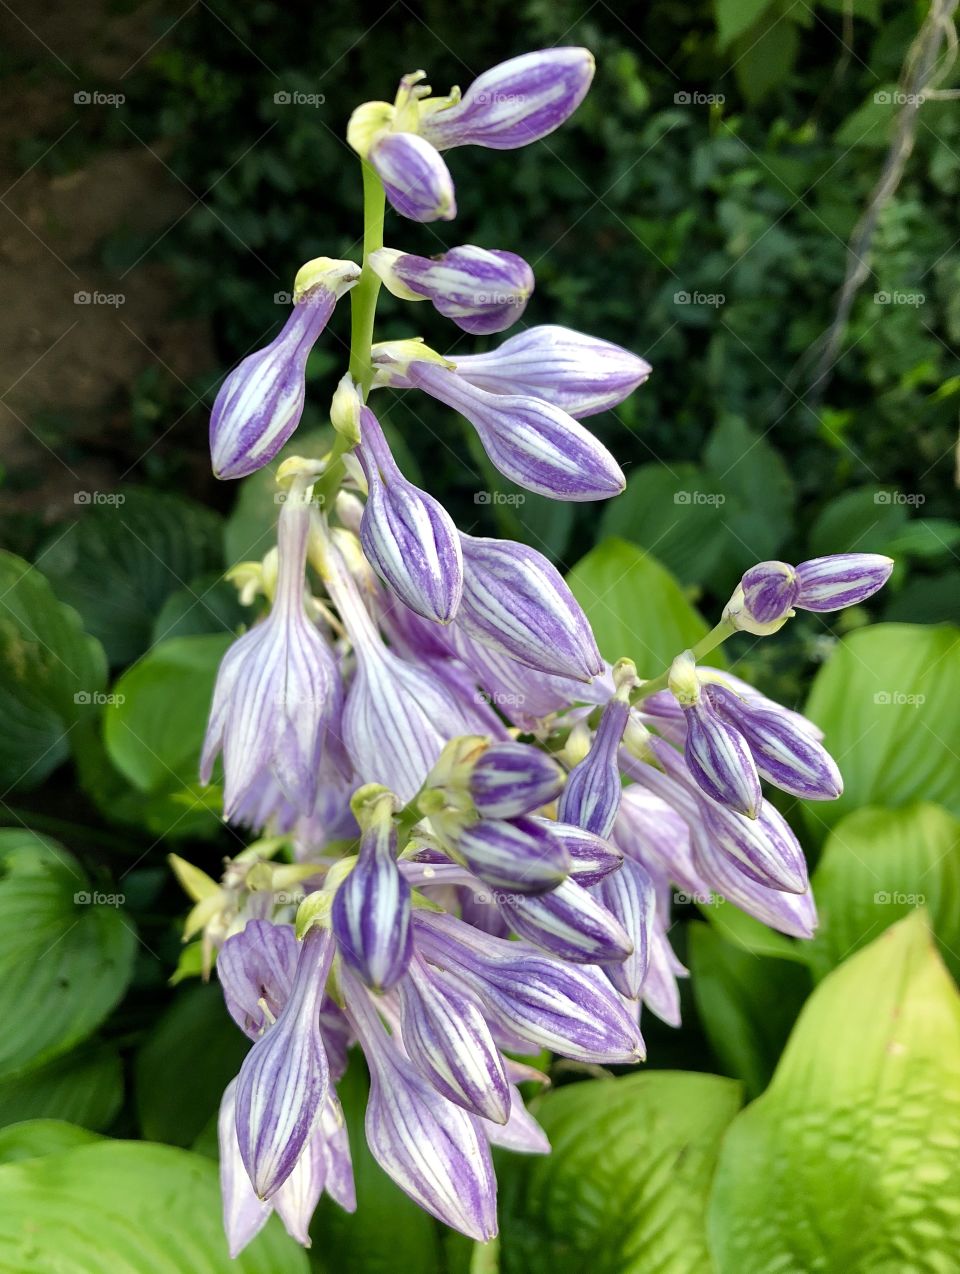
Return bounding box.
[691,824,818,939]
[344,969,498,1241]
[682,699,762,819]
[356,406,463,623]
[482,1086,550,1154]
[642,923,687,1027]
[599,858,656,999]
[218,1079,271,1258]
[457,533,603,682]
[450,324,651,418]
[532,818,624,886]
[369,132,456,222]
[468,741,566,818]
[407,361,625,501]
[414,912,645,1063]
[613,781,704,896]
[399,953,511,1123]
[795,553,894,611]
[235,927,333,1198]
[740,560,800,625]
[706,683,842,801]
[370,245,534,334]
[558,696,629,835]
[420,48,595,151]
[332,817,412,992]
[210,270,358,479]
[217,920,298,1040]
[495,877,633,964]
[453,814,570,894]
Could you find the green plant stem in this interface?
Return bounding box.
[630,618,736,704]
[316,160,386,506]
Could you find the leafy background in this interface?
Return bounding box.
[0,0,959,1269]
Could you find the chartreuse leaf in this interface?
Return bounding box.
[497,1071,742,1274]
[39,489,225,665]
[0,1120,100,1165]
[0,830,136,1079]
[135,983,248,1147]
[0,551,107,791]
[808,802,960,982]
[689,923,812,1099]
[708,912,960,1272]
[0,1140,309,1273]
[803,623,960,834]
[0,1043,123,1132]
[104,633,232,838]
[566,538,721,677]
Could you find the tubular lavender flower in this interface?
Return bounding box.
[178,45,897,1258]
[369,245,534,334]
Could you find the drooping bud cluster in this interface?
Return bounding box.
[179,46,894,1257]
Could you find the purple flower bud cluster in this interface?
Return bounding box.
[186,46,895,1256]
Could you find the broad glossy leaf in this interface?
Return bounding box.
[39,489,224,665]
[802,623,960,832]
[0,1043,123,1131]
[498,1071,742,1274]
[0,1119,100,1165]
[0,552,107,790]
[0,1140,309,1272]
[566,538,720,676]
[808,802,960,981]
[709,912,960,1272]
[135,983,248,1146]
[0,830,136,1079]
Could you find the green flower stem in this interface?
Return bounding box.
[316,160,386,507]
[629,618,736,705]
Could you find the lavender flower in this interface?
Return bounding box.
[201,481,341,819]
[369,245,534,334]
[210,260,360,478]
[468,741,566,818]
[451,324,651,418]
[558,692,631,836]
[420,48,595,151]
[356,404,463,622]
[406,361,626,500]
[456,533,603,681]
[494,876,634,964]
[725,553,893,633]
[368,132,457,222]
[453,815,571,895]
[331,788,412,991]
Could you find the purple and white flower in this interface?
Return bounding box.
[370,245,534,334]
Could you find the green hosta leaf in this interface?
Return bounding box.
[152,573,246,644]
[714,0,776,46]
[802,623,960,832]
[566,538,719,677]
[689,922,811,1099]
[498,1071,742,1274]
[0,1119,101,1165]
[807,486,908,558]
[708,912,960,1272]
[702,898,809,963]
[39,490,224,665]
[0,1043,123,1132]
[808,802,960,981]
[0,830,136,1079]
[135,984,248,1147]
[0,551,107,791]
[104,633,232,838]
[0,1140,310,1273]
